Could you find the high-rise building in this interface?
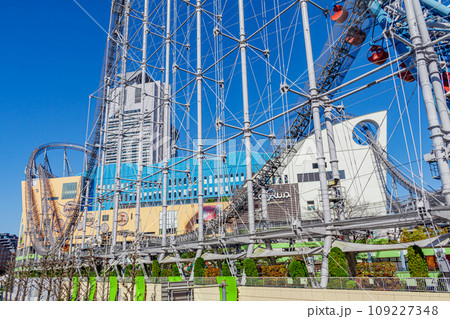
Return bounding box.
[105,72,171,166]
[0,233,18,274]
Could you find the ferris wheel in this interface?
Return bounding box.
[21,0,450,285]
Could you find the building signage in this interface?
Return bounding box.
[118,212,129,226]
[100,223,109,234]
[255,189,292,201]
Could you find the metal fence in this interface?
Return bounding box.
[243,277,450,293]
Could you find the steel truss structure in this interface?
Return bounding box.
[18,0,450,289]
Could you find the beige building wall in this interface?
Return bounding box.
[238,287,450,301]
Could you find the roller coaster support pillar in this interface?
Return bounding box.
[81,180,91,249]
[161,0,172,250]
[96,80,111,238]
[300,0,333,289]
[196,0,204,243]
[412,0,450,138]
[111,0,130,251]
[405,0,450,206]
[261,187,269,230]
[238,0,256,256]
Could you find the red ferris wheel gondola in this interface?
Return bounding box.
[367,45,389,65]
[330,5,348,24]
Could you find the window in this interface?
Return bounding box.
[135,87,142,104]
[61,182,78,199]
[307,201,315,211]
[297,170,346,183]
[241,173,245,181]
[102,215,109,222]
[194,189,197,196]
[159,210,178,234]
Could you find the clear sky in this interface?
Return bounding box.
[0,1,110,234]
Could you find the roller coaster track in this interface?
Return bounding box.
[25,143,95,255]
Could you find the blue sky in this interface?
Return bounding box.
[0,1,109,234]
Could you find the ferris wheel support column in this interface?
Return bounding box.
[196,0,204,244]
[238,0,256,257]
[134,0,150,244]
[404,0,450,206]
[111,0,131,252]
[411,0,450,137]
[160,0,172,253]
[300,0,333,289]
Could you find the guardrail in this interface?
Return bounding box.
[243,277,450,293]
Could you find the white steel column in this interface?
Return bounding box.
[238,0,256,256]
[196,0,204,243]
[261,187,268,230]
[300,0,332,288]
[95,82,112,237]
[324,106,339,181]
[94,2,116,239]
[81,180,91,249]
[135,0,150,241]
[111,0,131,251]
[404,0,450,205]
[161,0,172,249]
[411,0,450,137]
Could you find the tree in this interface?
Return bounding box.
[222,260,232,276]
[193,258,206,277]
[243,259,258,277]
[289,260,308,279]
[172,264,180,277]
[400,226,447,243]
[151,260,161,277]
[407,245,428,277]
[328,247,349,277]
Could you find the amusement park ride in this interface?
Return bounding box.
[18,0,450,289]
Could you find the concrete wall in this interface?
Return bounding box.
[193,287,220,301]
[238,287,450,301]
[145,284,161,301]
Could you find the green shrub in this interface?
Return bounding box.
[205,268,220,277]
[329,247,349,277]
[222,261,232,276]
[345,280,358,289]
[243,258,258,277]
[193,257,206,277]
[407,245,428,277]
[356,262,397,277]
[261,265,287,277]
[161,268,171,277]
[172,264,180,277]
[289,260,308,279]
[152,260,161,277]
